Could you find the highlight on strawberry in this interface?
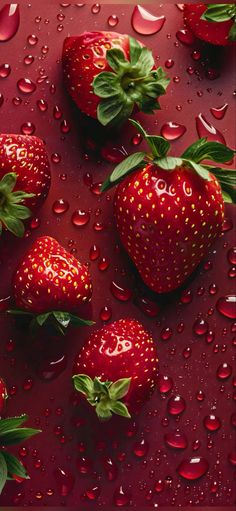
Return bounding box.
[0,380,41,494]
[184,3,236,46]
[73,318,158,420]
[62,31,170,128]
[101,119,236,294]
[0,134,51,237]
[7,236,94,335]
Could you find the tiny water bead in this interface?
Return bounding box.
[21,122,35,135]
[85,486,101,501]
[131,132,142,146]
[177,457,209,480]
[0,4,20,41]
[160,327,173,341]
[51,153,61,164]
[176,28,195,45]
[71,209,90,227]
[157,375,173,393]
[27,34,38,46]
[193,318,208,336]
[37,99,48,112]
[17,78,36,94]
[210,103,228,120]
[89,244,100,261]
[164,431,188,449]
[52,199,69,215]
[100,306,112,322]
[98,257,110,271]
[228,247,236,265]
[216,296,236,319]
[0,63,11,78]
[196,113,226,144]
[24,55,34,65]
[91,3,101,14]
[165,59,174,69]
[217,363,232,380]
[107,15,118,27]
[133,439,149,458]
[167,395,186,415]
[161,122,186,141]
[131,5,165,36]
[53,105,63,119]
[204,415,221,432]
[110,281,132,302]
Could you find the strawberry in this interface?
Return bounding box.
[0,378,7,416]
[184,3,236,46]
[102,119,236,294]
[62,31,170,128]
[0,134,51,237]
[9,236,93,334]
[73,318,158,420]
[0,411,40,494]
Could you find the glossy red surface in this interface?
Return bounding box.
[0,3,235,508]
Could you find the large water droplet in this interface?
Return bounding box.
[210,103,228,120]
[216,295,236,319]
[217,362,232,380]
[54,467,75,496]
[113,485,131,507]
[161,122,186,141]
[131,5,165,36]
[167,395,186,415]
[176,28,195,45]
[0,4,20,42]
[110,281,132,302]
[196,114,226,144]
[164,431,188,449]
[177,457,209,480]
[71,209,90,227]
[0,63,11,78]
[17,78,36,94]
[203,414,221,432]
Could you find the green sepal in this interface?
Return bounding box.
[93,36,170,127]
[201,4,236,22]
[129,119,170,157]
[0,452,7,494]
[181,138,235,164]
[101,151,146,192]
[7,309,94,336]
[2,452,29,481]
[0,172,35,237]
[0,428,41,446]
[0,415,28,436]
[229,21,236,41]
[73,374,131,421]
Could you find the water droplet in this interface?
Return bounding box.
[165,58,174,69]
[154,479,164,493]
[110,281,132,302]
[0,4,20,41]
[176,28,195,45]
[30,217,40,230]
[37,354,67,380]
[17,77,36,94]
[113,485,131,507]
[85,485,101,500]
[157,374,173,393]
[193,318,208,336]
[100,306,112,322]
[196,114,226,144]
[51,153,61,164]
[209,283,218,295]
[161,122,186,141]
[107,14,118,27]
[21,122,35,135]
[164,431,188,449]
[60,119,71,133]
[160,327,173,341]
[53,105,63,119]
[203,415,221,432]
[54,467,75,496]
[27,34,38,46]
[24,54,34,65]
[177,457,209,480]
[37,99,48,112]
[217,362,232,380]
[77,456,92,475]
[98,257,110,271]
[222,218,233,232]
[89,244,100,261]
[53,199,69,215]
[101,142,126,163]
[210,103,228,120]
[180,289,193,304]
[135,296,160,317]
[91,3,100,14]
[0,296,11,312]
[131,133,142,146]
[167,395,186,415]
[216,295,236,319]
[228,247,236,265]
[0,63,11,78]
[131,5,165,35]
[0,93,4,107]
[71,209,90,227]
[103,456,118,480]
[133,439,149,458]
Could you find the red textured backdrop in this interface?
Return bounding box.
[0,3,235,508]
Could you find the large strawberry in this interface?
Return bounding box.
[73,318,158,420]
[101,120,235,294]
[0,134,51,237]
[62,31,169,128]
[0,378,7,416]
[184,3,236,46]
[8,236,93,334]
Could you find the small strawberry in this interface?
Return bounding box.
[101,119,235,294]
[62,31,170,128]
[0,410,41,494]
[9,236,93,334]
[184,3,236,46]
[73,318,158,420]
[0,378,7,416]
[0,134,51,237]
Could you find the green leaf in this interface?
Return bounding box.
[110,401,131,418]
[136,96,161,114]
[138,47,154,75]
[129,119,148,138]
[68,315,95,327]
[129,36,142,65]
[156,156,183,170]
[101,151,146,192]
[11,190,35,202]
[97,95,132,127]
[182,139,235,164]
[52,311,70,328]
[7,204,32,220]
[73,374,94,396]
[109,378,131,400]
[229,21,236,41]
[106,48,127,73]
[0,452,7,494]
[36,312,51,327]
[188,161,211,181]
[146,136,170,158]
[96,402,112,420]
[154,67,171,91]
[201,4,236,22]
[0,415,28,436]
[222,190,233,203]
[0,428,41,446]
[0,172,17,193]
[2,452,29,480]
[7,308,34,317]
[0,213,25,237]
[93,72,119,98]
[94,377,109,395]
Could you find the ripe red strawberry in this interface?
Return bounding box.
[11,236,93,334]
[0,378,7,416]
[184,3,236,46]
[102,119,236,294]
[62,31,169,127]
[73,318,158,420]
[0,134,51,237]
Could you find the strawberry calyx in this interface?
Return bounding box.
[101,119,236,203]
[0,414,41,493]
[201,4,236,41]
[73,374,131,420]
[7,309,95,336]
[0,172,35,237]
[93,36,170,127]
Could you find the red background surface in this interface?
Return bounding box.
[0,3,235,508]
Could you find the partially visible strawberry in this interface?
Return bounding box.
[62,31,169,128]
[0,378,7,416]
[101,119,236,294]
[73,318,158,420]
[184,3,236,46]
[9,236,93,334]
[0,134,51,237]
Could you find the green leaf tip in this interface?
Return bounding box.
[73,374,132,421]
[0,172,35,238]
